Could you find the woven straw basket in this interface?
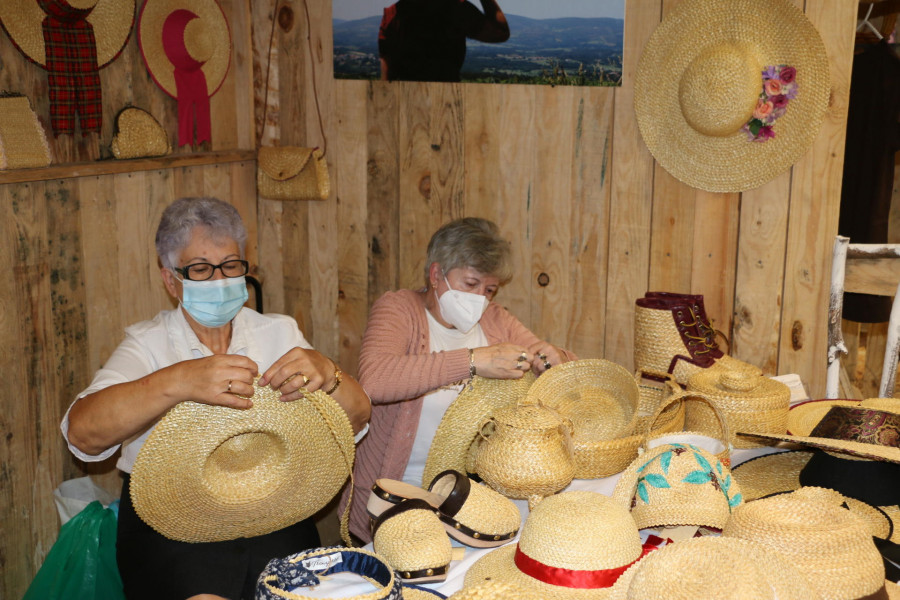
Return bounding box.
[0,94,51,170]
[687,371,789,449]
[111,106,171,159]
[520,359,641,478]
[474,403,575,506]
[422,373,535,487]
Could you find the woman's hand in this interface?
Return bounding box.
[472,343,535,379]
[169,354,260,409]
[259,347,337,402]
[527,340,568,376]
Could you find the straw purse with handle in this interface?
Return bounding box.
[111,106,171,160]
[0,93,51,170]
[257,146,330,201]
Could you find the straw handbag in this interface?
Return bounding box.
[111,107,171,160]
[257,146,330,201]
[0,94,51,170]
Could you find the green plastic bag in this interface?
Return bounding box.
[24,500,125,600]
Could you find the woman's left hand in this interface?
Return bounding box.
[259,347,338,402]
[527,341,567,376]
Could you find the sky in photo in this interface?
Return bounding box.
[333,0,624,21]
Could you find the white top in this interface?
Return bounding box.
[401,310,488,488]
[60,307,363,473]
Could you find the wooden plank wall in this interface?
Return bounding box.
[0,0,857,597]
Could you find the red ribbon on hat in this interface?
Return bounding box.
[513,542,658,589]
[162,9,211,146]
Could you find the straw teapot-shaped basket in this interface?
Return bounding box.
[473,403,575,507]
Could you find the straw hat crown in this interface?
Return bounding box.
[634,0,831,192]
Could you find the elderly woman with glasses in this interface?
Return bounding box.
[61,197,370,600]
[342,217,576,542]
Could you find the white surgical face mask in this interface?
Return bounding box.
[176,274,248,328]
[436,275,489,333]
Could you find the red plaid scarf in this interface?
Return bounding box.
[39,0,102,136]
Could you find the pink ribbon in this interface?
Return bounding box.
[162,9,211,146]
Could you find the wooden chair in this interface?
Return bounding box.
[826,235,900,398]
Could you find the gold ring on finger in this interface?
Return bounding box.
[301,374,310,387]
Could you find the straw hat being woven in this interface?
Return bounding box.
[130,379,355,543]
[423,373,534,487]
[464,491,650,599]
[723,489,900,600]
[608,536,818,600]
[137,0,231,99]
[634,0,831,192]
[0,0,134,67]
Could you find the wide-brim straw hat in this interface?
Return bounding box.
[137,0,231,99]
[464,490,649,599]
[634,0,831,192]
[611,442,743,531]
[687,371,790,449]
[731,450,900,543]
[737,397,900,463]
[0,0,134,67]
[130,380,355,543]
[422,373,534,488]
[723,489,900,599]
[520,359,641,479]
[608,536,817,600]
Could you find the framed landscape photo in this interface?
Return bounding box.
[333,0,624,86]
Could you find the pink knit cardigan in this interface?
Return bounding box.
[341,289,576,541]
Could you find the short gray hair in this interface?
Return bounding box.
[425,217,513,284]
[155,197,248,269]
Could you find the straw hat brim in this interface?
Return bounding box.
[130,384,354,543]
[137,0,231,99]
[731,450,899,542]
[607,537,817,600]
[736,430,900,463]
[464,544,619,600]
[0,0,134,67]
[634,0,830,192]
[422,373,534,488]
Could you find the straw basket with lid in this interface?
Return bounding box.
[686,370,790,449]
[520,359,662,479]
[473,403,575,507]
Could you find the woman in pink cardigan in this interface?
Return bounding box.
[343,217,575,542]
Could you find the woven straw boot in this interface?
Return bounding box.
[644,292,762,377]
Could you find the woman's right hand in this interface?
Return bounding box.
[169,354,259,409]
[471,343,533,379]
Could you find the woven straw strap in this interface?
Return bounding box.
[645,389,732,452]
[305,390,357,547]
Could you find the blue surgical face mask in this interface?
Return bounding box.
[175,273,249,328]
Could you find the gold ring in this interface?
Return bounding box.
[538,352,547,360]
[301,374,310,387]
[226,380,232,393]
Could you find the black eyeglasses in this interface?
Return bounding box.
[174,259,249,281]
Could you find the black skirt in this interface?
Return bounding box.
[116,474,320,600]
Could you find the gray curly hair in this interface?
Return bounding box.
[155,197,247,270]
[425,217,513,284]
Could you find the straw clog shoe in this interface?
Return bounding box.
[368,470,520,548]
[372,498,453,584]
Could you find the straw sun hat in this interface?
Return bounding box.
[723,489,900,600]
[634,0,831,192]
[737,397,900,463]
[0,0,134,67]
[463,491,654,599]
[136,0,231,99]
[130,379,355,543]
